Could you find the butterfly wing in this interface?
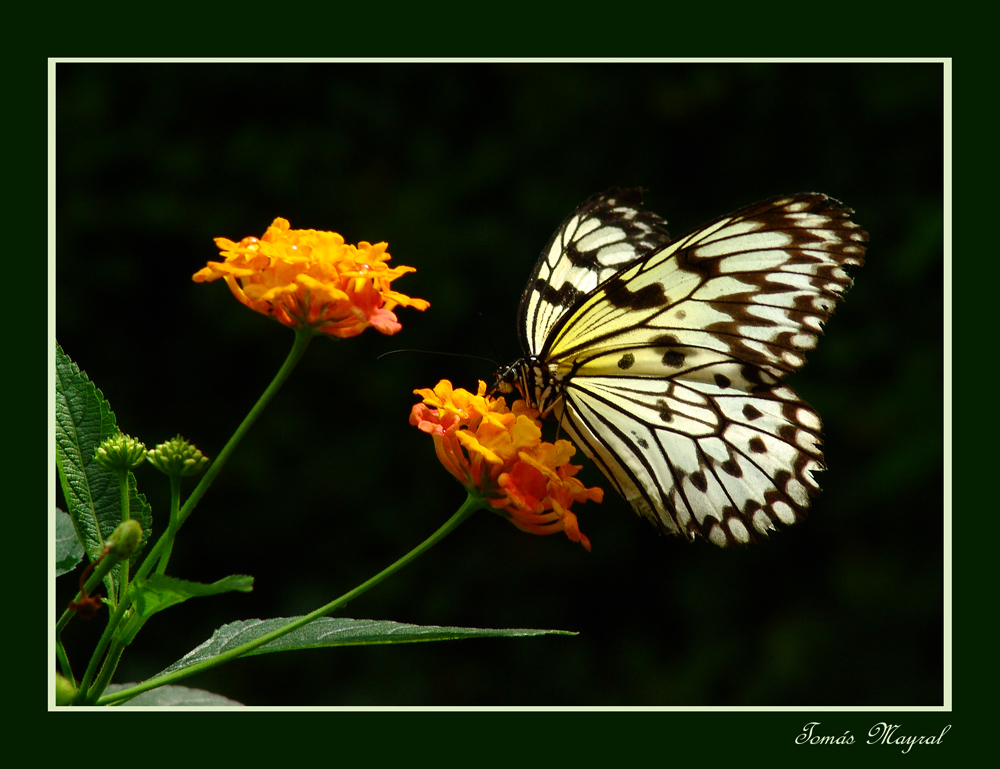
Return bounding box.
[518,188,672,356]
[559,373,826,545]
[544,193,867,544]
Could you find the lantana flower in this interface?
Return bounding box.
[410,380,603,550]
[193,218,429,338]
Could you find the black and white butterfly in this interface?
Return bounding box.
[494,189,866,546]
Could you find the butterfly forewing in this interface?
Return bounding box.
[518,188,671,356]
[546,194,866,377]
[512,191,866,546]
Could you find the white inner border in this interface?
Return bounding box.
[47,57,952,713]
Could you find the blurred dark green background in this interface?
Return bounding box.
[55,62,944,706]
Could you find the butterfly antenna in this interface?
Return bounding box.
[376,349,499,367]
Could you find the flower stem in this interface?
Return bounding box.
[74,595,132,703]
[116,469,131,608]
[179,329,313,529]
[56,640,74,684]
[155,475,182,575]
[89,639,127,703]
[96,494,482,705]
[134,329,314,585]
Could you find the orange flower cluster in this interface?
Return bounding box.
[193,218,429,338]
[410,380,603,550]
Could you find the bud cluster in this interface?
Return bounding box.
[146,435,210,477]
[94,433,147,471]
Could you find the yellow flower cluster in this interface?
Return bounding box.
[194,218,428,338]
[410,380,603,550]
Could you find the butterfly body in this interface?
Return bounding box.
[496,189,866,546]
[495,356,564,417]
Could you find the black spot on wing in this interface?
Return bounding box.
[690,470,708,492]
[534,279,584,309]
[632,432,649,450]
[604,277,668,310]
[562,241,599,268]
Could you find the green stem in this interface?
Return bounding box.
[133,329,313,587]
[74,596,132,703]
[155,475,182,575]
[88,639,126,704]
[186,329,313,530]
[117,469,131,608]
[56,640,74,683]
[96,495,482,705]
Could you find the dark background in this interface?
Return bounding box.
[54,62,944,706]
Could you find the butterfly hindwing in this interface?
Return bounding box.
[518,188,671,356]
[557,371,825,545]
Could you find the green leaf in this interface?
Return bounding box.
[55,343,119,558]
[54,343,153,593]
[123,574,255,644]
[131,574,255,613]
[130,574,254,615]
[103,684,243,707]
[55,508,85,577]
[158,617,576,676]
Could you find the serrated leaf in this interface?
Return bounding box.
[56,508,85,577]
[55,344,119,557]
[104,684,243,706]
[158,617,576,676]
[54,343,153,594]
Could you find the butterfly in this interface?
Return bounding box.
[494,189,866,546]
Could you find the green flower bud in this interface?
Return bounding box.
[146,435,210,477]
[56,674,76,705]
[94,433,147,471]
[108,519,144,560]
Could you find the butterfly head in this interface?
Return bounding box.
[490,360,526,399]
